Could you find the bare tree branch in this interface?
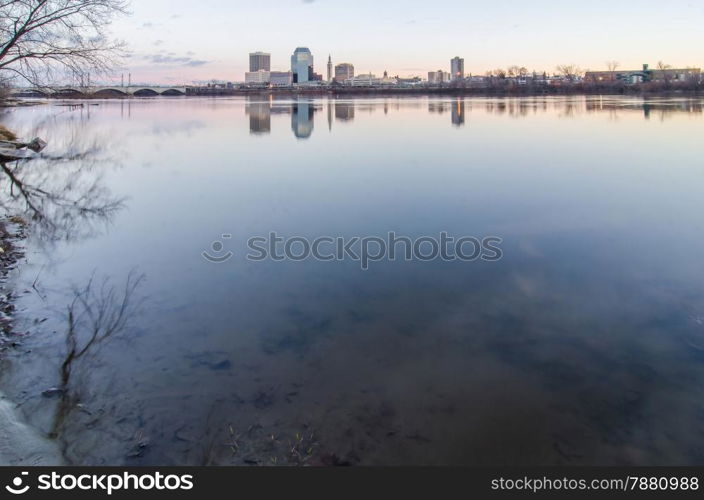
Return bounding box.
[0,0,129,87]
[556,64,583,82]
[50,270,144,446]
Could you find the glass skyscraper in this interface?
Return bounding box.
[291,47,313,84]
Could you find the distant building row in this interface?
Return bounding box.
[242,54,701,89]
[246,48,324,86]
[584,64,701,85]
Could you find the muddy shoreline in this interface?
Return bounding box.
[0,110,64,464]
[0,217,26,347]
[0,217,63,465]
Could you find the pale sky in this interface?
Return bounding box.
[109,0,704,85]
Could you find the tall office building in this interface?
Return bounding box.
[291,47,314,84]
[334,63,355,83]
[249,52,271,72]
[451,57,465,81]
[327,55,333,83]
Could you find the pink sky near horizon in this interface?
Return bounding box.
[107,0,704,85]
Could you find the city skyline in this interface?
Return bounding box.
[109,0,703,85]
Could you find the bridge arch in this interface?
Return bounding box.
[55,88,85,96]
[160,88,186,96]
[133,88,159,97]
[94,88,128,97]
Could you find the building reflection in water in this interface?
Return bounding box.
[428,101,450,114]
[452,98,465,127]
[291,99,315,139]
[242,96,701,137]
[245,97,320,138]
[245,98,271,134]
[335,102,355,121]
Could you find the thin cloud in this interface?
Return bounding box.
[140,53,212,67]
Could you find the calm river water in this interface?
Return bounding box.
[1,96,703,465]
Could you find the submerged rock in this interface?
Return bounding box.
[27,138,48,152]
[0,136,47,161]
[41,387,66,398]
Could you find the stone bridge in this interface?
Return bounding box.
[11,86,187,97]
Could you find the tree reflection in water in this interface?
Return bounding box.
[49,271,144,462]
[1,110,134,464]
[0,122,125,244]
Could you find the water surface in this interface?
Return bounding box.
[1,95,703,465]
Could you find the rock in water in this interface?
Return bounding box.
[41,387,66,398]
[27,138,48,152]
[0,136,47,161]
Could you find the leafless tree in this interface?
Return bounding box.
[656,61,674,86]
[0,0,129,87]
[556,64,583,82]
[606,61,619,81]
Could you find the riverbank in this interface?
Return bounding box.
[0,218,63,466]
[0,217,25,343]
[0,125,17,141]
[0,98,46,108]
[0,113,63,464]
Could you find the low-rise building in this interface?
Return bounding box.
[585,64,701,85]
[245,70,270,86]
[270,71,293,87]
[427,70,451,84]
[345,73,383,86]
[396,76,423,86]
